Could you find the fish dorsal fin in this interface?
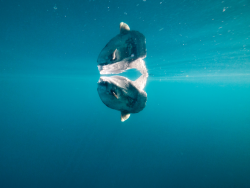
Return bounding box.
[121,111,130,122]
[120,22,130,34]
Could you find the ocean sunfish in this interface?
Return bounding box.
[97,22,146,74]
[97,75,147,122]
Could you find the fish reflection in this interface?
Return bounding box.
[97,74,148,122]
[97,22,148,122]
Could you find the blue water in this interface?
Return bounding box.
[1,0,250,187]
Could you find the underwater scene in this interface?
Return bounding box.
[0,0,250,187]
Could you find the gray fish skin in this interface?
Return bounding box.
[98,58,148,75]
[97,76,147,114]
[97,30,146,66]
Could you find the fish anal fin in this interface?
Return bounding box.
[121,111,130,122]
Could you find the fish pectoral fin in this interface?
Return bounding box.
[112,91,118,99]
[112,49,117,60]
[121,111,130,122]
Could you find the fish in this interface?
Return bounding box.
[97,74,147,122]
[97,22,146,74]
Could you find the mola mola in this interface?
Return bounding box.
[97,74,147,122]
[97,22,146,74]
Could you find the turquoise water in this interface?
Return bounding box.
[0,0,250,187]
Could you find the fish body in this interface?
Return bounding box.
[97,22,146,74]
[97,76,147,121]
[97,23,148,121]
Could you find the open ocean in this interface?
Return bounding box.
[0,0,250,187]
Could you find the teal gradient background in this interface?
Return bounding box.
[0,0,250,187]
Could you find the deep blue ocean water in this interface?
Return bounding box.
[0,0,250,187]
